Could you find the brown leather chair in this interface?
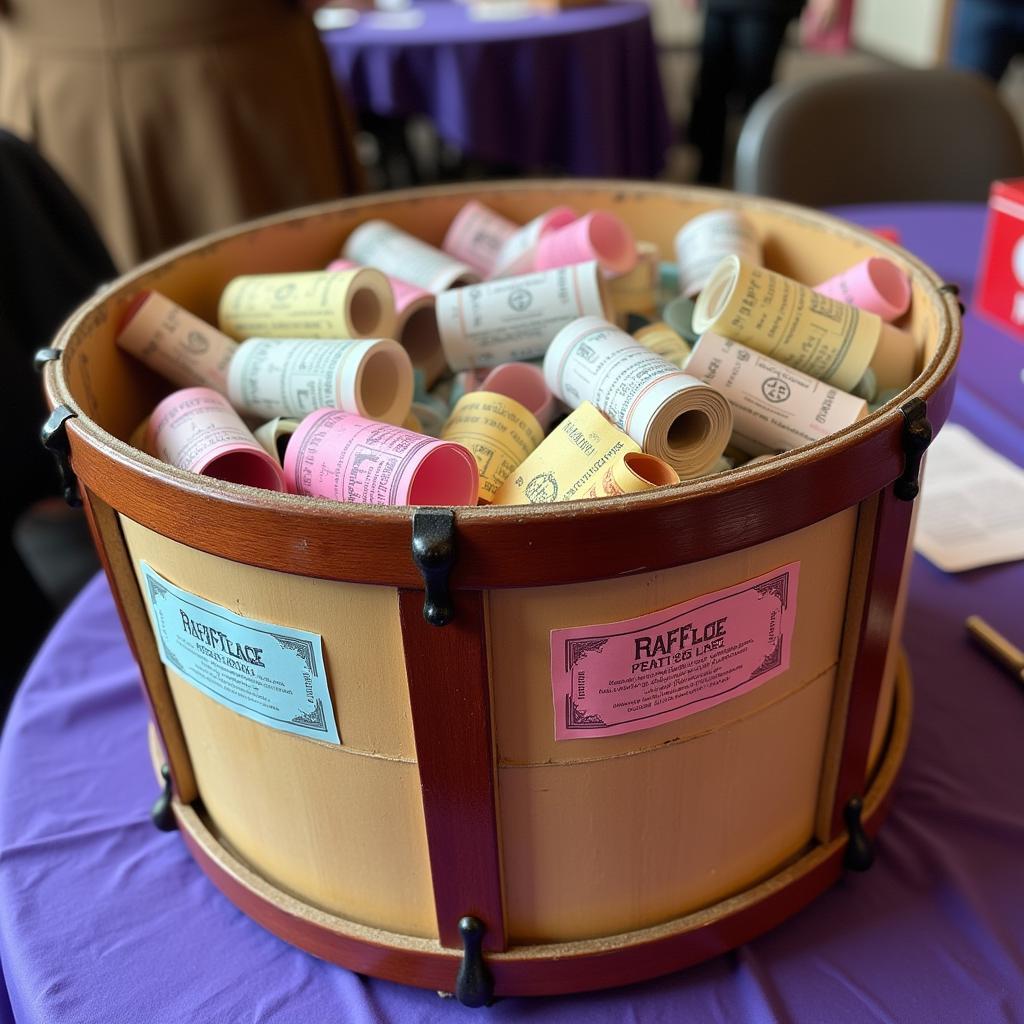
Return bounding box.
[734,67,1024,204]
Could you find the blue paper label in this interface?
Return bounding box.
[140,562,339,745]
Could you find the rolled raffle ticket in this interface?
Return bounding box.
[480,361,557,430]
[218,269,396,341]
[491,401,673,505]
[441,200,517,277]
[254,417,300,464]
[147,387,286,491]
[632,321,691,367]
[227,337,413,425]
[693,255,917,392]
[328,258,445,386]
[436,261,607,371]
[535,211,637,276]
[684,333,868,455]
[814,256,911,323]
[343,219,479,293]
[674,209,761,298]
[606,240,660,324]
[440,391,544,502]
[543,317,733,478]
[283,409,479,507]
[489,206,577,278]
[117,291,238,393]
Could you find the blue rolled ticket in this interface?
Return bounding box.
[140,562,339,745]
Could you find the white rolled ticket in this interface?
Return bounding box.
[674,209,762,298]
[343,219,479,293]
[117,291,238,394]
[227,337,413,425]
[436,261,607,372]
[489,206,577,278]
[693,255,918,392]
[544,316,733,477]
[218,269,396,341]
[684,332,868,455]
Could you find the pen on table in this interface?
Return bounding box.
[965,616,1024,688]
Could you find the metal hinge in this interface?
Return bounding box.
[40,404,81,508]
[34,347,62,373]
[411,508,457,627]
[894,398,933,502]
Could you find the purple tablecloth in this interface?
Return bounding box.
[321,1,671,177]
[1,204,1022,1023]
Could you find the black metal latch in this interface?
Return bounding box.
[894,398,932,502]
[455,916,494,1007]
[40,404,81,508]
[843,796,874,871]
[151,763,177,832]
[411,508,456,627]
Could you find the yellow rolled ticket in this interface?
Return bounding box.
[693,255,917,392]
[491,401,678,505]
[544,316,733,478]
[218,269,396,341]
[440,391,544,503]
[632,321,691,367]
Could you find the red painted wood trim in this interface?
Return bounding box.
[57,365,956,590]
[827,484,915,838]
[79,488,196,802]
[397,588,506,952]
[173,666,907,998]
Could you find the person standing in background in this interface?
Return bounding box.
[686,0,807,185]
[0,0,363,269]
[951,0,1024,83]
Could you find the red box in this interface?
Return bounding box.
[974,178,1024,342]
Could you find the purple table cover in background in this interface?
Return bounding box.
[1,204,1022,1022]
[321,0,672,178]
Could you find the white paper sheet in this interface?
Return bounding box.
[914,424,1024,573]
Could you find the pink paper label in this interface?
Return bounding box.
[549,562,800,740]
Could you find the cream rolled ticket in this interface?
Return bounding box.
[440,391,544,502]
[692,254,917,392]
[543,317,732,477]
[436,261,607,371]
[227,337,413,425]
[343,219,479,293]
[685,333,868,455]
[491,401,677,505]
[674,209,762,297]
[117,291,238,393]
[218,269,396,341]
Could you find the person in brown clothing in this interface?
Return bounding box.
[0,0,362,269]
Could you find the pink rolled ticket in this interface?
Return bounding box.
[489,206,577,278]
[342,219,479,293]
[535,211,637,276]
[684,332,868,455]
[147,387,286,491]
[328,258,446,386]
[544,316,733,477]
[117,291,238,394]
[814,256,911,323]
[227,337,413,425]
[436,261,607,371]
[480,361,557,430]
[441,200,517,277]
[674,209,762,297]
[283,409,479,506]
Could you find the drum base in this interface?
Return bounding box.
[150,652,913,999]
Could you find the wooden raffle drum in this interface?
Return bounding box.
[41,183,958,1001]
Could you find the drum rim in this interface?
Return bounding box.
[44,181,960,587]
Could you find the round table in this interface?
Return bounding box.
[2,204,1023,1022]
[321,0,671,178]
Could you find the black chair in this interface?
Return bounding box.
[734,67,1024,204]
